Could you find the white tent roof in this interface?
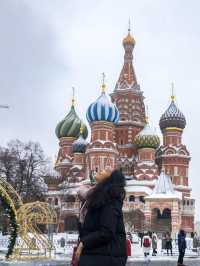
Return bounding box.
[146,171,181,199]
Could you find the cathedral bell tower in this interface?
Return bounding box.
[110,23,146,176]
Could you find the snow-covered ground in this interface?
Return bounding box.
[0,233,199,262]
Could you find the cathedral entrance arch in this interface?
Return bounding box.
[151,208,172,233]
[124,209,145,232]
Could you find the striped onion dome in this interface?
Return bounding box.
[55,105,88,139]
[72,128,88,153]
[159,99,186,131]
[134,120,160,149]
[86,89,119,124]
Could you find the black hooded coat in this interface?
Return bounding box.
[78,198,127,266]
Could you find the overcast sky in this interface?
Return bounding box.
[0,0,200,220]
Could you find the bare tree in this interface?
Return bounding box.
[0,139,49,202]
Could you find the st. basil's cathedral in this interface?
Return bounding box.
[46,26,195,236]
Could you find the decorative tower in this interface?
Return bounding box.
[55,90,88,177]
[110,23,146,175]
[70,125,88,182]
[86,75,119,174]
[156,91,191,197]
[134,117,160,180]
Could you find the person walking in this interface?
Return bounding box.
[177,229,187,266]
[193,232,198,251]
[75,169,127,266]
[165,232,173,256]
[142,232,151,257]
[152,232,158,256]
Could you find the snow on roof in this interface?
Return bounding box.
[146,193,181,199]
[137,161,156,167]
[60,158,71,164]
[174,185,192,191]
[46,190,63,196]
[126,179,156,187]
[71,165,82,170]
[125,185,152,195]
[146,171,181,200]
[64,189,78,196]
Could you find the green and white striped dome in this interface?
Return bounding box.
[55,105,88,139]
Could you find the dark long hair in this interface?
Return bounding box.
[86,169,126,210]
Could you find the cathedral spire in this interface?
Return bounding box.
[101,72,106,93]
[115,21,137,90]
[171,82,175,101]
[71,87,75,107]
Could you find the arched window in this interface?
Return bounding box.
[129,195,135,202]
[55,198,58,206]
[139,196,145,203]
[48,198,52,204]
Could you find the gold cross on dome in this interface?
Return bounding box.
[128,18,131,33]
[171,82,175,101]
[101,72,106,93]
[72,87,75,106]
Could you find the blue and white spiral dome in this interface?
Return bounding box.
[86,91,120,124]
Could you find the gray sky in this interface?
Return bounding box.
[0,0,200,220]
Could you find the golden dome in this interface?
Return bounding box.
[123,32,135,45]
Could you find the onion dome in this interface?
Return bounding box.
[123,22,135,46]
[72,126,88,153]
[159,96,186,131]
[123,31,135,46]
[55,104,88,139]
[86,77,120,124]
[134,118,160,149]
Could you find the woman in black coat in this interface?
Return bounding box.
[76,169,127,266]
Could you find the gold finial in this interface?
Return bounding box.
[171,82,175,101]
[71,87,75,106]
[80,123,84,135]
[101,72,106,93]
[128,18,131,33]
[123,19,135,45]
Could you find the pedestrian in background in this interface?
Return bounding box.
[165,232,173,256]
[177,229,186,266]
[193,232,198,251]
[142,232,151,257]
[152,232,158,256]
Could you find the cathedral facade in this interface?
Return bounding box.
[46,27,195,236]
